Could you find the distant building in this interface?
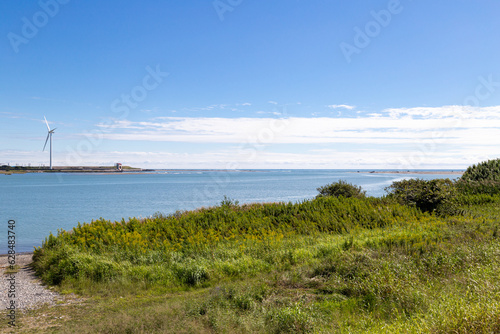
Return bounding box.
[115,163,122,171]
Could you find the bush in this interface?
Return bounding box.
[455,178,500,196]
[456,159,500,196]
[316,180,366,199]
[455,193,499,206]
[461,158,500,182]
[385,178,456,213]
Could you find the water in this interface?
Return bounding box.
[0,169,460,253]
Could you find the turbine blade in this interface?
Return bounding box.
[50,128,57,133]
[44,116,51,131]
[43,133,50,151]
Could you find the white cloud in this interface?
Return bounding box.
[328,104,355,110]
[95,105,500,145]
[384,105,500,120]
[6,105,500,169]
[256,111,282,116]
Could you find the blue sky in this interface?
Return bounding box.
[1,0,500,169]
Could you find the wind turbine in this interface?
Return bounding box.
[42,116,56,169]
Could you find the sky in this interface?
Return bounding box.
[1,0,500,169]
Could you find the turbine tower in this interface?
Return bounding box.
[43,116,56,170]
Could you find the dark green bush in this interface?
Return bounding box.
[455,178,500,196]
[456,159,500,196]
[385,178,456,213]
[461,158,500,182]
[316,180,366,199]
[455,193,499,206]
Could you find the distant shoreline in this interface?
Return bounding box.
[1,167,465,175]
[0,165,148,174]
[355,170,464,175]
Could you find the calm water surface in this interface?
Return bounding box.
[0,170,459,252]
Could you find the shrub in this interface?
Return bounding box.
[461,158,500,182]
[220,195,239,207]
[455,193,499,206]
[455,159,500,196]
[455,178,500,196]
[316,180,366,199]
[385,178,456,213]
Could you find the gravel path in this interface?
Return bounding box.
[0,253,64,310]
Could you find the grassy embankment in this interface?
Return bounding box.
[8,161,500,333]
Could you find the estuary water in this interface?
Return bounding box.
[0,169,460,253]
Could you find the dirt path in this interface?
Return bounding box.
[0,254,63,310]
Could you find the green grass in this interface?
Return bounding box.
[4,264,21,274]
[7,194,500,333]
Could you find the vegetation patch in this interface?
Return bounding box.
[11,160,500,333]
[316,180,366,199]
